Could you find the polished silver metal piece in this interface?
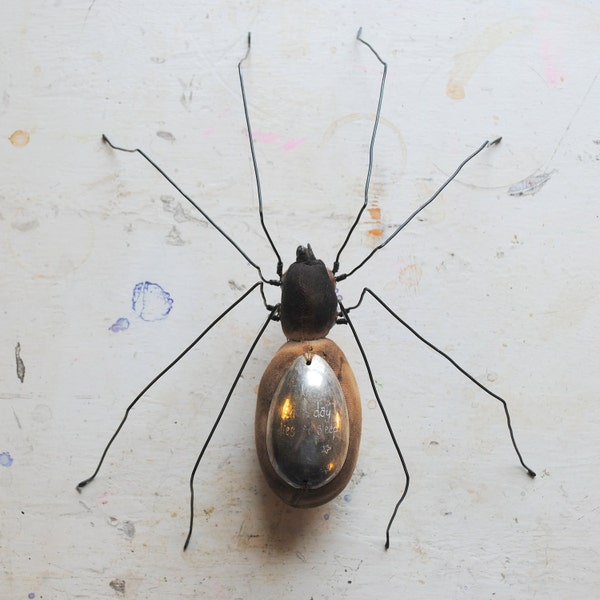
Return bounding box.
[266,354,350,489]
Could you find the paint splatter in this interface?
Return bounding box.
[119,520,135,538]
[131,282,173,321]
[107,516,136,538]
[161,195,206,224]
[180,78,194,111]
[15,342,25,383]
[109,579,126,595]
[281,138,305,151]
[398,263,423,289]
[0,452,14,467]
[9,129,30,146]
[228,280,246,292]
[28,594,35,599]
[253,130,281,144]
[11,218,39,232]
[109,317,130,333]
[367,205,384,238]
[165,225,185,246]
[252,130,305,151]
[156,130,176,142]
[446,18,529,99]
[508,172,553,196]
[540,39,563,86]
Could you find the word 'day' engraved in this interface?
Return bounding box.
[266,353,350,490]
[256,337,362,510]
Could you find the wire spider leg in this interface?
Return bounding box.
[336,138,501,282]
[238,32,283,278]
[338,301,409,550]
[333,27,387,274]
[184,303,279,550]
[76,281,265,493]
[101,134,279,286]
[355,287,536,478]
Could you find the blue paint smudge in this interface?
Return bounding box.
[343,494,351,503]
[109,317,130,333]
[131,282,173,321]
[0,452,14,467]
[323,513,330,521]
[28,593,35,599]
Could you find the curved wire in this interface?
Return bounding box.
[333,27,387,274]
[238,32,283,278]
[101,135,280,286]
[76,282,264,493]
[338,300,409,550]
[335,138,501,282]
[184,303,279,550]
[345,287,536,478]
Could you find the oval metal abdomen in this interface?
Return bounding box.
[266,354,350,489]
[256,338,361,508]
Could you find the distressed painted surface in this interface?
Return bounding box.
[1,1,599,598]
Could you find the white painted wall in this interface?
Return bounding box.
[2,1,599,598]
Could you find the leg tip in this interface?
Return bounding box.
[76,479,89,493]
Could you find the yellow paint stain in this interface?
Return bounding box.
[9,129,30,147]
[447,81,466,100]
[446,18,530,99]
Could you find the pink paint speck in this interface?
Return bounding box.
[541,39,562,85]
[246,130,305,151]
[282,138,305,151]
[253,131,281,144]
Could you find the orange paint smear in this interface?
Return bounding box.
[367,207,381,220]
[368,228,384,237]
[9,130,30,147]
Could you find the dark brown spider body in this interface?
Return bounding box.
[279,245,339,341]
[256,245,362,508]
